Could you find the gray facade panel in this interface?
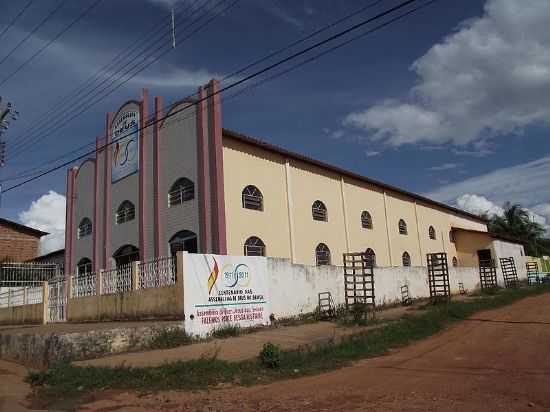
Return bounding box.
[73,160,95,272]
[159,102,200,253]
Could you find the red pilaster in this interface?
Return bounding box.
[153,96,162,257]
[93,137,101,272]
[208,79,227,254]
[197,86,209,253]
[103,113,113,269]
[139,88,149,260]
[64,168,75,275]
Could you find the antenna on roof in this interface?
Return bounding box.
[171,8,176,49]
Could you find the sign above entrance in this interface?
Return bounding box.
[111,109,140,183]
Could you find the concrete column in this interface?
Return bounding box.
[175,251,186,315]
[23,287,27,306]
[284,159,296,263]
[340,177,351,253]
[98,269,104,295]
[413,201,423,265]
[42,281,49,325]
[383,191,393,266]
[132,261,140,290]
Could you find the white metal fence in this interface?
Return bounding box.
[138,256,176,289]
[1,256,178,323]
[0,285,44,308]
[101,264,133,295]
[0,262,62,287]
[71,272,97,298]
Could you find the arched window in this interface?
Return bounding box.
[77,258,92,276]
[428,226,436,240]
[244,236,265,256]
[315,243,331,265]
[398,219,408,235]
[116,201,135,224]
[113,244,139,267]
[312,200,328,222]
[78,218,92,239]
[361,211,373,229]
[169,230,198,256]
[168,177,194,207]
[402,251,411,267]
[449,230,456,243]
[242,185,263,211]
[452,256,458,267]
[365,248,376,267]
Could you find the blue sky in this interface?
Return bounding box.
[1,0,550,252]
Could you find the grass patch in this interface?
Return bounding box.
[147,327,195,350]
[28,286,550,404]
[210,323,242,339]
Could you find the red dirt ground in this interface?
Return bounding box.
[5,293,550,411]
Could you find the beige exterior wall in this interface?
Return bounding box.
[453,231,493,267]
[222,135,488,267]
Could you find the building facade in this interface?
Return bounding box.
[0,218,47,262]
[65,79,489,275]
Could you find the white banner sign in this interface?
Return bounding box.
[183,254,270,337]
[111,109,139,182]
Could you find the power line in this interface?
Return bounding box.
[0,0,68,67]
[0,0,104,88]
[1,0,434,194]
[7,0,235,160]
[4,0,195,145]
[0,1,35,41]
[5,0,381,177]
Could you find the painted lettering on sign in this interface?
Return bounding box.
[111,110,139,182]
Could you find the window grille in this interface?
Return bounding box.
[402,251,411,267]
[316,243,331,265]
[361,211,372,229]
[77,258,92,276]
[244,236,265,256]
[398,219,408,235]
[312,200,328,222]
[242,185,263,211]
[365,248,376,267]
[429,226,436,240]
[116,201,135,224]
[78,218,92,239]
[168,178,194,207]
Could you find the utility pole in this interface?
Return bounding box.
[0,97,20,207]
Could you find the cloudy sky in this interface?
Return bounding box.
[1,0,550,253]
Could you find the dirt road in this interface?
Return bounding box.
[7,293,550,411]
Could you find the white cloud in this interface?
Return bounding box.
[426,155,550,209]
[131,65,221,88]
[18,191,66,255]
[428,163,461,171]
[456,194,504,217]
[344,0,550,146]
[365,150,381,157]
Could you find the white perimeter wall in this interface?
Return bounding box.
[267,258,528,318]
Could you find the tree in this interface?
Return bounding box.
[488,202,546,256]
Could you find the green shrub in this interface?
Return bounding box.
[259,342,281,368]
[211,323,241,339]
[148,327,193,349]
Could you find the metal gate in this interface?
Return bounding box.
[47,278,67,323]
[499,257,519,288]
[343,252,375,313]
[479,259,498,290]
[427,252,450,302]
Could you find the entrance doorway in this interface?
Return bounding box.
[169,230,198,256]
[477,249,492,265]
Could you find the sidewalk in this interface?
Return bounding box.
[75,303,421,368]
